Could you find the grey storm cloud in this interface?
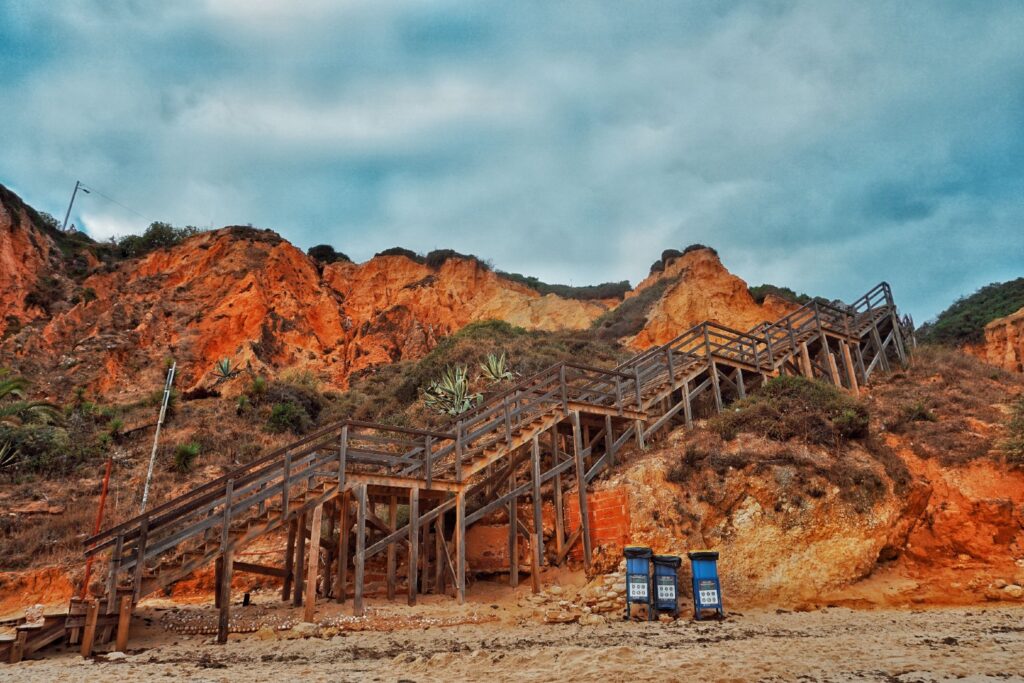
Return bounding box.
[1,0,1022,322]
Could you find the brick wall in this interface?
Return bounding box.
[564,486,630,559]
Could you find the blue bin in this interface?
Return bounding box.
[623,546,653,621]
[652,555,681,617]
[687,550,724,620]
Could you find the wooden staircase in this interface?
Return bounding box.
[1,281,912,662]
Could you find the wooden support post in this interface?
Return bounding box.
[889,311,909,366]
[106,534,124,615]
[336,490,350,603]
[434,516,445,595]
[682,378,693,428]
[353,484,367,616]
[323,501,336,599]
[131,517,149,603]
[421,512,430,595]
[735,368,745,399]
[634,419,646,450]
[840,341,859,393]
[871,323,891,373]
[115,594,132,652]
[386,495,397,601]
[827,352,842,387]
[303,503,323,623]
[799,342,814,379]
[282,518,296,601]
[854,343,868,384]
[604,415,615,469]
[553,456,565,564]
[214,556,224,609]
[530,532,541,594]
[531,436,543,569]
[217,549,233,644]
[293,512,306,606]
[456,490,467,605]
[710,361,724,412]
[10,629,26,664]
[508,466,519,588]
[408,487,419,606]
[570,411,592,571]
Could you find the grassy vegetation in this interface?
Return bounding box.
[307,244,351,264]
[711,375,869,445]
[497,271,631,301]
[591,277,678,339]
[917,278,1024,346]
[329,320,627,429]
[748,284,813,305]
[114,221,202,258]
[649,244,717,274]
[870,345,1018,465]
[1003,397,1024,467]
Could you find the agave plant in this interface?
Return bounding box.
[0,368,59,426]
[479,352,516,384]
[212,358,241,383]
[0,441,17,471]
[423,365,482,416]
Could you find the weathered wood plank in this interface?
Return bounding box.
[303,503,323,623]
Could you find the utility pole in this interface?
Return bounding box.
[140,362,176,513]
[62,180,90,232]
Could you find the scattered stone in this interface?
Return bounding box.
[547,585,564,595]
[658,614,674,624]
[1003,584,1023,599]
[104,651,128,661]
[256,625,277,641]
[993,579,1008,589]
[579,613,605,626]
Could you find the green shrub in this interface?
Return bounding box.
[374,246,424,263]
[592,277,678,339]
[711,375,870,445]
[173,442,201,474]
[307,244,350,264]
[496,271,630,301]
[748,284,813,306]
[0,424,72,475]
[424,249,490,270]
[267,401,312,434]
[23,276,66,314]
[116,222,201,259]
[918,277,1024,346]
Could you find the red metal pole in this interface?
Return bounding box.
[80,456,113,599]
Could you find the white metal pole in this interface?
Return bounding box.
[140,362,176,513]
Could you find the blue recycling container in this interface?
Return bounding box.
[687,550,724,620]
[652,555,682,617]
[623,546,653,621]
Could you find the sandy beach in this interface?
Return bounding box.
[3,585,1022,683]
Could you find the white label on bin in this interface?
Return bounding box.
[698,589,719,605]
[628,577,648,599]
[657,584,676,600]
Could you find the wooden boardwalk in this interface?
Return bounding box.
[1,282,913,661]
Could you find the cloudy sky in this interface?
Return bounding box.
[1,1,1022,322]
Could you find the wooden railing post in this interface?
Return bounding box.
[503,397,513,445]
[665,348,676,391]
[217,478,234,644]
[337,425,348,495]
[131,516,149,603]
[424,435,433,489]
[559,364,569,415]
[614,376,623,415]
[455,421,464,483]
[282,451,292,516]
[633,366,643,411]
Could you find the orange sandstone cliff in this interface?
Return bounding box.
[974,306,1024,373]
[627,248,797,348]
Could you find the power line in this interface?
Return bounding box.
[79,183,151,223]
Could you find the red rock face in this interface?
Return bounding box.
[628,249,798,349]
[967,306,1024,373]
[0,189,61,336]
[1,220,611,398]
